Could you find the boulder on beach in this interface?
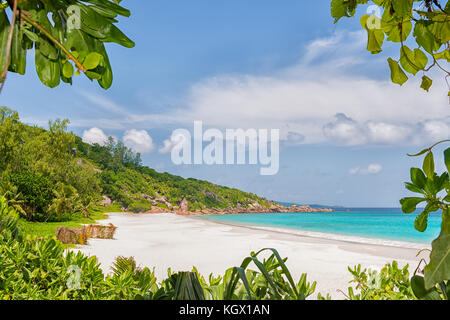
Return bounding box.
[56,226,88,245]
[86,223,117,239]
[56,223,117,244]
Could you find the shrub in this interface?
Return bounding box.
[344,262,416,300]
[9,171,54,221]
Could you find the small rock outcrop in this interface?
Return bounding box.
[56,227,88,245]
[100,195,112,207]
[180,198,189,212]
[86,223,117,239]
[56,223,117,245]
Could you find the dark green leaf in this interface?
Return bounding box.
[400,197,425,214]
[423,152,435,180]
[404,182,425,194]
[411,275,442,300]
[35,47,60,88]
[411,168,427,189]
[424,212,450,289]
[444,148,450,173]
[414,209,429,232]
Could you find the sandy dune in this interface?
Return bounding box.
[75,212,427,299]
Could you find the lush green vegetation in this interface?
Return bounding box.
[330,0,449,301]
[400,141,450,300]
[331,0,449,92]
[1,194,443,300]
[0,107,273,226]
[0,198,319,300]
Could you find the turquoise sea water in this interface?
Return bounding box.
[199,208,442,245]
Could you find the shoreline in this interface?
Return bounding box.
[140,204,334,215]
[193,215,430,250]
[75,212,425,298]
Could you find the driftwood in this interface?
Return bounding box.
[56,223,117,245]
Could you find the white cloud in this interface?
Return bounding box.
[323,113,367,145]
[323,113,450,146]
[75,31,449,147]
[366,122,412,144]
[420,120,450,143]
[123,129,155,154]
[349,163,383,175]
[82,127,109,146]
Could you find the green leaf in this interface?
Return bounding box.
[62,61,74,79]
[35,47,60,88]
[408,148,430,157]
[424,211,450,289]
[9,22,26,75]
[83,52,103,70]
[400,197,425,214]
[434,50,450,62]
[415,209,429,232]
[387,58,408,85]
[392,0,413,18]
[0,12,10,74]
[423,152,435,180]
[385,21,412,43]
[361,15,384,54]
[411,168,427,189]
[400,46,428,75]
[420,76,433,92]
[413,21,440,54]
[444,148,450,173]
[23,28,39,42]
[413,48,428,69]
[404,182,425,194]
[331,0,358,23]
[411,275,442,300]
[429,13,450,43]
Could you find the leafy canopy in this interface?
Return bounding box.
[0,0,134,90]
[331,0,450,93]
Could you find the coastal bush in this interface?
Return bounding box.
[1,197,319,300]
[400,140,449,300]
[344,262,416,300]
[9,171,55,221]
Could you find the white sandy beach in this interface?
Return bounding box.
[76,212,428,299]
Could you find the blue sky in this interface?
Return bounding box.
[2,1,449,207]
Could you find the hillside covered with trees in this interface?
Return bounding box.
[0,107,274,222]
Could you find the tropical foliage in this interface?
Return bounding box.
[0,197,318,300]
[400,141,450,300]
[344,262,416,300]
[331,0,450,92]
[0,107,274,222]
[0,0,134,90]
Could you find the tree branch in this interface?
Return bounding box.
[0,0,18,93]
[19,12,86,72]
